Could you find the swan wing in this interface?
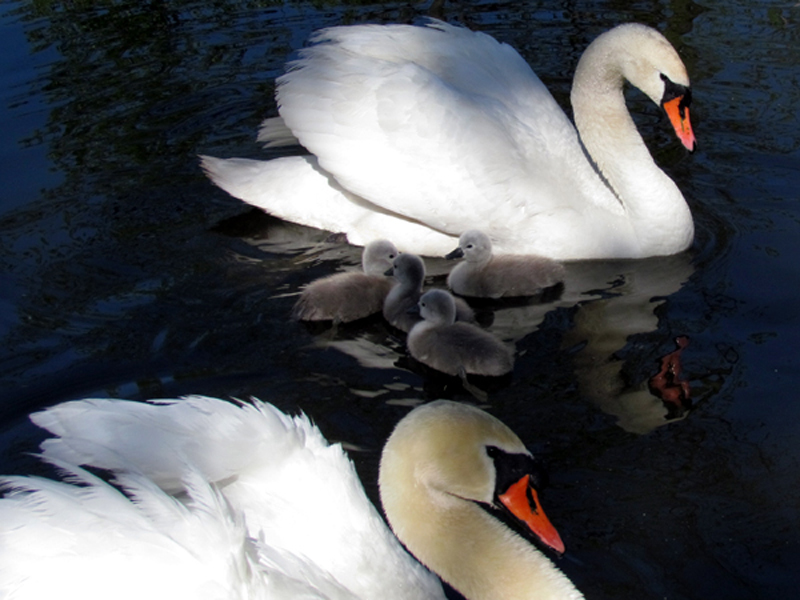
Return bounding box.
[32,396,445,600]
[276,21,620,237]
[0,460,282,600]
[200,154,458,252]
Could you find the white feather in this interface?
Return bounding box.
[203,21,695,259]
[1,396,444,600]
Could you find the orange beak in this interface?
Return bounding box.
[497,474,566,555]
[663,95,696,152]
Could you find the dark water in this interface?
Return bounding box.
[1,1,799,598]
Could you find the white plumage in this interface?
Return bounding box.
[0,397,443,600]
[0,396,584,600]
[202,21,695,260]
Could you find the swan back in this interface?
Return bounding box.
[275,21,612,244]
[15,396,445,600]
[380,401,583,600]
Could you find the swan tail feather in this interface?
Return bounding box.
[200,155,458,254]
[257,116,301,148]
[32,396,297,493]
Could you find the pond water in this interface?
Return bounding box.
[1,1,799,598]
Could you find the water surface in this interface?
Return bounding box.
[1,1,799,598]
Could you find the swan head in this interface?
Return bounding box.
[573,23,696,152]
[387,252,426,288]
[416,289,457,326]
[362,239,399,276]
[446,230,493,265]
[380,401,568,598]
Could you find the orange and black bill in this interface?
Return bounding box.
[661,74,696,152]
[497,473,566,555]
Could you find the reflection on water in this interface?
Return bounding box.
[2,1,800,599]
[561,253,695,433]
[648,336,691,415]
[264,220,700,433]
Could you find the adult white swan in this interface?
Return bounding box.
[0,397,583,600]
[201,21,696,260]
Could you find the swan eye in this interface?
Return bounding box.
[660,73,692,113]
[483,446,563,553]
[487,446,549,494]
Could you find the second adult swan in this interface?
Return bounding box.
[202,21,696,260]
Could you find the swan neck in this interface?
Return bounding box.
[571,49,654,201]
[393,494,583,600]
[569,33,694,255]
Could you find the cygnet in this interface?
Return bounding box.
[446,230,565,298]
[293,240,398,322]
[383,253,474,332]
[407,289,513,377]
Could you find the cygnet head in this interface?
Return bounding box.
[459,230,494,264]
[362,240,399,276]
[417,289,457,326]
[446,230,493,266]
[388,253,426,289]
